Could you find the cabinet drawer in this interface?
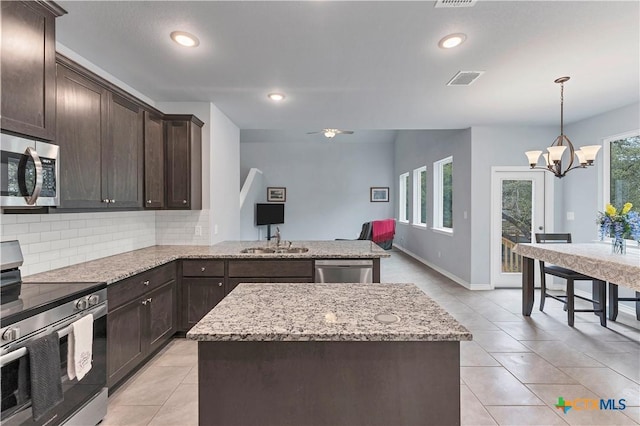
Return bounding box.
[108,262,176,310]
[228,260,313,278]
[182,260,225,277]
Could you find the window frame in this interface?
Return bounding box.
[398,172,410,224]
[412,166,427,227]
[602,130,640,241]
[433,156,454,234]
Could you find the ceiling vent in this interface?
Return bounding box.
[434,0,478,8]
[446,71,485,86]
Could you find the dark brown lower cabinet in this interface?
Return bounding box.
[181,278,225,331]
[107,263,177,389]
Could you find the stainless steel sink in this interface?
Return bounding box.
[240,247,276,254]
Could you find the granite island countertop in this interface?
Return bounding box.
[23,240,389,285]
[186,282,472,342]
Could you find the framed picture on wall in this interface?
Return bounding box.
[267,187,286,202]
[370,187,389,202]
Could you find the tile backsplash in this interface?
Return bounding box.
[156,209,210,245]
[1,211,156,276]
[1,209,212,276]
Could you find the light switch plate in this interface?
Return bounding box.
[566,212,575,221]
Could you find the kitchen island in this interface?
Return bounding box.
[187,282,472,426]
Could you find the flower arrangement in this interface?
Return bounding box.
[597,202,640,253]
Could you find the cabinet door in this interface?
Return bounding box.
[165,120,190,209]
[146,280,177,354]
[107,298,145,388]
[144,111,165,209]
[1,1,60,140]
[56,64,109,208]
[107,94,143,208]
[181,277,225,330]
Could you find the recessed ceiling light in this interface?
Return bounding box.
[438,33,467,49]
[170,31,200,47]
[267,93,286,101]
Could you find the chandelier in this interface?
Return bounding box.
[525,76,601,178]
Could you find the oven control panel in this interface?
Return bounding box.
[75,293,101,311]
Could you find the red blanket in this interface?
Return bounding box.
[372,219,395,243]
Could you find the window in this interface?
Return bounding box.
[412,166,427,226]
[433,156,453,232]
[605,133,640,210]
[398,172,410,223]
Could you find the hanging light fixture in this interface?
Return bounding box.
[524,76,601,178]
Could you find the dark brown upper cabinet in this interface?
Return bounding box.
[165,115,203,210]
[56,58,143,209]
[1,1,66,140]
[144,111,165,209]
[56,63,109,208]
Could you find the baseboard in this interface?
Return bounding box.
[392,244,491,291]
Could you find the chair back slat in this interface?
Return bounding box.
[535,233,572,244]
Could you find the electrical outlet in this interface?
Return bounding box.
[567,212,575,221]
[195,225,202,236]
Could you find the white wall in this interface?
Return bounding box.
[240,141,394,241]
[0,211,156,276]
[560,102,640,242]
[393,129,473,287]
[239,169,265,241]
[155,102,241,245]
[470,126,558,286]
[209,104,241,243]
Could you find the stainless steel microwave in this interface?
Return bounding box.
[0,133,59,207]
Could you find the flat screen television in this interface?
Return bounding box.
[256,203,284,226]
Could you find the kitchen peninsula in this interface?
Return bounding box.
[22,240,390,389]
[187,282,472,426]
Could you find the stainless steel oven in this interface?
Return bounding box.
[1,133,59,207]
[0,289,108,426]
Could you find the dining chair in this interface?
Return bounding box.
[535,233,606,327]
[608,283,640,321]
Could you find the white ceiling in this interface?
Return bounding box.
[56,1,640,137]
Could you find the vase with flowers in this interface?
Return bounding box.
[597,202,640,254]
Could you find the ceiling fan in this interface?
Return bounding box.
[306,128,354,139]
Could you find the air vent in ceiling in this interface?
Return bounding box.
[446,71,485,86]
[434,0,478,8]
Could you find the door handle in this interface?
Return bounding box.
[21,147,43,205]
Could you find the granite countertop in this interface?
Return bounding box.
[23,240,389,285]
[514,242,640,290]
[186,283,472,342]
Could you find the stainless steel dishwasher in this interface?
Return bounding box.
[314,259,373,283]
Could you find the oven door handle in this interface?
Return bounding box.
[21,146,43,205]
[0,302,107,367]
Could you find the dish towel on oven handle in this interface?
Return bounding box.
[67,314,93,381]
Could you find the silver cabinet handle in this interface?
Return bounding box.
[147,298,153,303]
[22,146,43,205]
[143,280,150,286]
[147,199,152,204]
[201,267,206,272]
[102,199,110,203]
[141,299,148,306]
[218,282,223,287]
[110,199,115,203]
[182,200,187,204]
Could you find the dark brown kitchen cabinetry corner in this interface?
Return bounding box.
[1,1,66,140]
[144,111,165,209]
[165,115,203,210]
[107,263,177,389]
[180,260,225,331]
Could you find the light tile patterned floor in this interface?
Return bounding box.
[104,249,640,425]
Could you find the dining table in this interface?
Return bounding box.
[513,242,640,325]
